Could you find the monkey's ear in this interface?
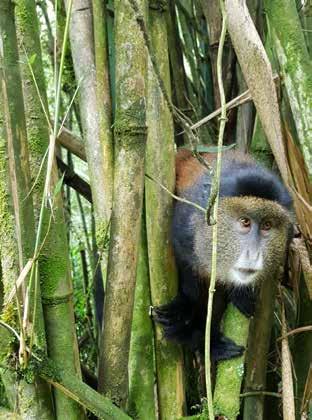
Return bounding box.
[228,287,258,317]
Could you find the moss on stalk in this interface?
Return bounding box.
[0,1,53,416]
[265,0,312,180]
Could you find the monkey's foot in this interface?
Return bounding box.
[211,334,244,361]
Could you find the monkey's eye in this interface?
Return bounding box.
[261,221,272,231]
[239,217,251,228]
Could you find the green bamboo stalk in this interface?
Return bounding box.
[98,0,148,408]
[128,217,156,418]
[38,361,132,420]
[65,0,114,280]
[14,1,85,417]
[0,322,132,420]
[300,3,312,57]
[145,2,186,418]
[0,1,53,416]
[264,0,312,181]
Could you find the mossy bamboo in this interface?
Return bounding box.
[14,1,85,417]
[213,305,249,419]
[0,1,53,416]
[264,0,312,181]
[128,218,156,418]
[41,369,132,420]
[145,3,186,418]
[98,0,148,408]
[65,0,114,275]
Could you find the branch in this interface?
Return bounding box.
[189,74,279,132]
[56,156,92,203]
[57,126,86,161]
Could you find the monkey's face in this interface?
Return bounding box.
[193,196,292,287]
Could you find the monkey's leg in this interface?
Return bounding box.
[228,286,257,317]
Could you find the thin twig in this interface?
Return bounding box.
[57,76,83,138]
[22,45,52,132]
[240,391,282,399]
[145,173,206,214]
[187,74,279,132]
[277,325,312,342]
[205,2,228,419]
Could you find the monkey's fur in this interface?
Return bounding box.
[153,149,293,360]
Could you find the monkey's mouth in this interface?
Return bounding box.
[228,267,259,285]
[237,268,258,275]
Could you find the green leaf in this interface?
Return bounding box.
[28,53,37,66]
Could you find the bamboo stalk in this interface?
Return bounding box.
[0,1,54,416]
[65,0,114,274]
[281,300,296,420]
[128,218,156,418]
[98,0,148,407]
[145,2,186,418]
[15,1,85,417]
[213,305,249,419]
[224,0,289,185]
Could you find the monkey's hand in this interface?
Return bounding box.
[152,294,204,352]
[228,286,257,317]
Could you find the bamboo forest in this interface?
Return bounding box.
[0,0,311,419]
